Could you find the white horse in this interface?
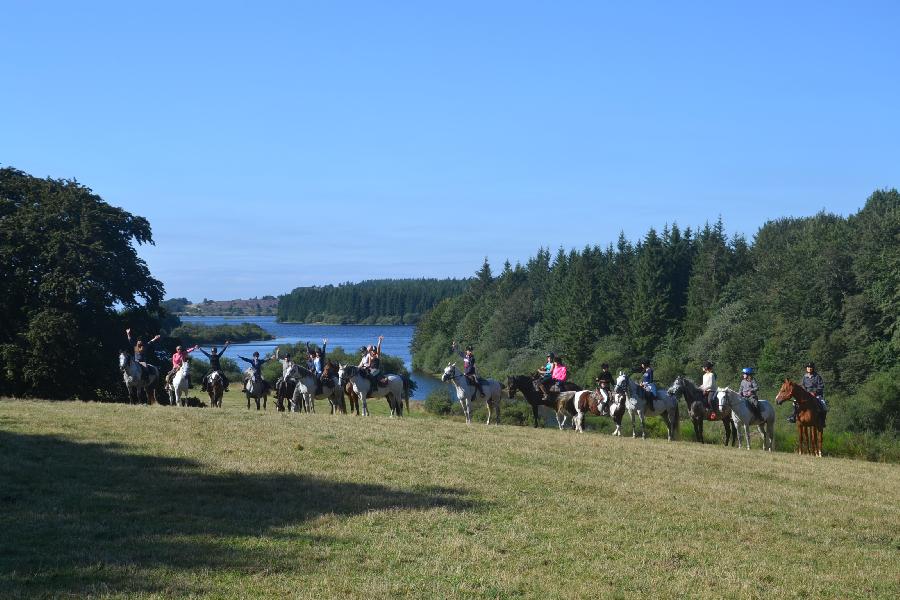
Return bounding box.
[119,351,159,405]
[614,372,680,440]
[167,361,190,407]
[244,368,269,410]
[338,364,407,417]
[441,363,504,425]
[717,388,775,451]
[291,369,344,414]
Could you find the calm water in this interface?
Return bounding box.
[179,316,444,400]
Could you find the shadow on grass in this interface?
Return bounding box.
[0,430,477,597]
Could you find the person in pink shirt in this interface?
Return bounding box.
[166,344,199,387]
[551,357,568,389]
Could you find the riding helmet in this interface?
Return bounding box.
[806,362,816,369]
[741,367,754,375]
[703,361,714,370]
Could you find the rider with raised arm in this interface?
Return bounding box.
[238,351,271,392]
[595,362,614,415]
[793,361,826,423]
[739,367,761,419]
[126,328,161,382]
[700,361,717,419]
[452,341,484,400]
[198,342,231,392]
[166,344,199,387]
[312,338,327,394]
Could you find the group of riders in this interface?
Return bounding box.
[125,328,396,400]
[456,340,827,423]
[126,327,828,420]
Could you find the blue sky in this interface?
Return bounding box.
[2,1,898,300]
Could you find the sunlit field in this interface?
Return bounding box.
[1,396,898,599]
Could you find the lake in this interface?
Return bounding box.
[179,316,444,400]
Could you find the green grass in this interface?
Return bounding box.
[1,395,898,599]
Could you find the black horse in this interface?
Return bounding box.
[507,374,580,428]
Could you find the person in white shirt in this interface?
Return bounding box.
[700,361,717,418]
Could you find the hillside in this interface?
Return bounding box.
[163,297,279,316]
[2,399,897,599]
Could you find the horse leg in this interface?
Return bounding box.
[640,412,646,439]
[532,404,540,428]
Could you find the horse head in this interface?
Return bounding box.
[667,375,685,397]
[119,351,129,372]
[716,388,731,411]
[614,372,629,395]
[775,379,794,405]
[441,363,457,382]
[506,376,518,398]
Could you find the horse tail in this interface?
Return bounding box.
[402,376,410,412]
[672,401,681,440]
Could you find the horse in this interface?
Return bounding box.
[166,361,190,407]
[338,364,407,417]
[441,363,504,425]
[243,368,269,410]
[775,379,825,456]
[506,374,581,429]
[614,372,680,440]
[119,351,159,405]
[716,388,775,451]
[344,379,359,415]
[207,371,224,408]
[274,376,297,412]
[667,376,737,445]
[291,369,344,414]
[571,389,625,434]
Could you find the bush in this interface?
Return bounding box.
[423,389,453,415]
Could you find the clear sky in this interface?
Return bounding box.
[2,1,898,301]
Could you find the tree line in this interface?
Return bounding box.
[277,279,470,324]
[413,190,900,436]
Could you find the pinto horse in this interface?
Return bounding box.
[207,371,224,408]
[667,376,737,445]
[776,379,825,457]
[571,388,626,434]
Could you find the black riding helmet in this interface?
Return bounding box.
[703,361,714,370]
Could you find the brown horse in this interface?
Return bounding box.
[775,379,825,457]
[507,374,580,428]
[344,380,359,415]
[207,371,224,408]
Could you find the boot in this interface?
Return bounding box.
[787,402,798,423]
[540,382,551,401]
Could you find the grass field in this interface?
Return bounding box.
[1,394,898,599]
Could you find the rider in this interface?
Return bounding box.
[452,341,484,400]
[166,344,198,387]
[537,352,556,400]
[595,362,614,415]
[739,367,761,419]
[700,361,717,419]
[311,338,327,394]
[358,336,384,393]
[126,328,161,382]
[640,360,656,408]
[551,356,568,391]
[238,351,271,392]
[793,361,826,423]
[198,342,231,392]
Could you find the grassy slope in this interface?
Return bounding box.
[1,396,898,599]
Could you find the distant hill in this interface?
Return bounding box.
[163,296,279,316]
[277,278,470,324]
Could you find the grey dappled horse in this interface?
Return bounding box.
[291,368,344,414]
[441,363,504,425]
[717,388,775,451]
[244,368,269,410]
[338,364,407,417]
[119,351,159,405]
[615,372,680,440]
[668,375,737,445]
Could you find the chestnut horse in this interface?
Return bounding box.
[776,379,825,457]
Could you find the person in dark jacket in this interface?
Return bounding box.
[452,341,484,400]
[126,328,161,382]
[199,342,231,391]
[791,362,826,422]
[595,363,614,415]
[239,351,271,391]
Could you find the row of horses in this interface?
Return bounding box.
[119,352,824,456]
[442,363,825,456]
